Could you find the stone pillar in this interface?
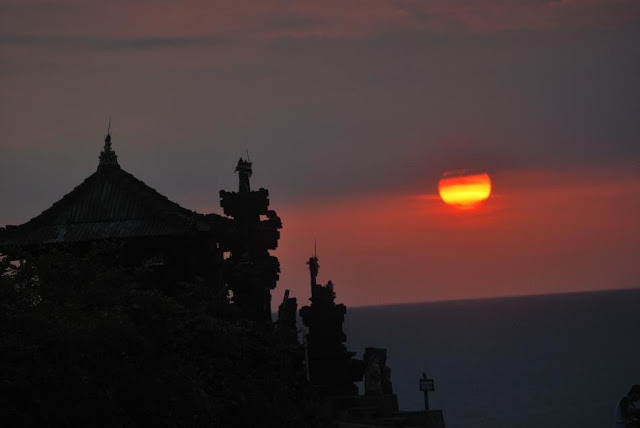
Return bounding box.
[364,347,393,396]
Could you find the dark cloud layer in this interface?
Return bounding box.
[1,0,639,224]
[0,35,227,50]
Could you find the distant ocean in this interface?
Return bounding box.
[344,289,640,428]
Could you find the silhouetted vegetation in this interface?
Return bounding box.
[0,246,329,427]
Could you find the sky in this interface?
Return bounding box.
[1,0,639,306]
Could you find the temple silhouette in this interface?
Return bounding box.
[300,254,364,395]
[0,131,444,427]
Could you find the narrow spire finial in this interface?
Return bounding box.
[307,244,320,293]
[99,118,119,170]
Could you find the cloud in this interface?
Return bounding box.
[0,35,227,50]
[1,0,637,75]
[1,22,639,202]
[1,0,638,50]
[1,0,639,219]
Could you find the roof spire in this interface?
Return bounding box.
[99,117,119,170]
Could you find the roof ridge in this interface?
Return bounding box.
[1,166,210,243]
[17,171,101,229]
[109,169,200,228]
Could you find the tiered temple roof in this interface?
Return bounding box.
[0,133,225,249]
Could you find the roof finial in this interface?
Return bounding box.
[99,117,119,170]
[235,157,252,193]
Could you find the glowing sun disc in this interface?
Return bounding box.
[438,172,492,207]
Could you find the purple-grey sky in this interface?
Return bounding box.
[1,0,639,305]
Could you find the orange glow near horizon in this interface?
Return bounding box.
[438,172,492,208]
[268,166,640,307]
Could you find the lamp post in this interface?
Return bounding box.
[419,372,435,411]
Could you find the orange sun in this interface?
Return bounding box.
[438,172,492,208]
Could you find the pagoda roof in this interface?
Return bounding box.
[0,135,225,248]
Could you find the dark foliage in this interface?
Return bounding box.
[0,246,329,427]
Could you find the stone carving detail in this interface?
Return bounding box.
[364,347,393,396]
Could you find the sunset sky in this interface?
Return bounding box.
[1,0,639,306]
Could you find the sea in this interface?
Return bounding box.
[343,288,640,428]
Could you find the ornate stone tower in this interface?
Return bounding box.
[219,158,282,323]
[300,255,363,395]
